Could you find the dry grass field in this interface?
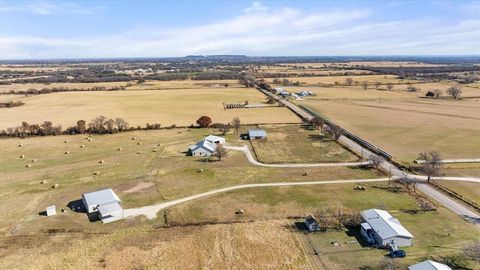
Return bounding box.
[266,74,416,85]
[0,220,309,270]
[0,88,301,129]
[0,81,131,93]
[433,179,480,205]
[126,79,243,90]
[279,61,446,68]
[296,99,480,164]
[249,124,358,163]
[283,86,417,100]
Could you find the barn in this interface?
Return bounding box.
[248,129,267,140]
[187,135,225,157]
[409,260,452,270]
[82,188,123,223]
[360,209,413,248]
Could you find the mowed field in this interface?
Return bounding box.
[266,74,416,85]
[250,124,358,163]
[0,87,301,129]
[297,98,480,164]
[127,79,244,90]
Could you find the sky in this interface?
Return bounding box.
[0,0,479,59]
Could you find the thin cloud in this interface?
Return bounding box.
[0,1,98,15]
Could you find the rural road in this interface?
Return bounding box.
[123,178,393,219]
[224,145,369,167]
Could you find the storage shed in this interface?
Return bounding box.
[82,188,123,223]
[360,209,413,247]
[304,215,319,231]
[409,260,452,270]
[248,129,267,140]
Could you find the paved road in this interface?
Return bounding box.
[416,158,480,164]
[224,145,369,168]
[123,178,392,219]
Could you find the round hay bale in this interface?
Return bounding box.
[136,151,142,154]
[64,151,70,154]
[26,163,32,168]
[302,171,308,176]
[32,158,38,163]
[64,140,68,143]
[18,144,23,147]
[52,183,59,189]
[118,147,122,151]
[157,144,161,146]
[152,149,158,152]
[198,169,204,173]
[80,145,85,148]
[99,160,104,164]
[20,155,25,159]
[131,137,136,140]
[93,171,100,175]
[40,180,48,184]
[137,142,142,145]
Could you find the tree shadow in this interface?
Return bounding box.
[345,226,370,248]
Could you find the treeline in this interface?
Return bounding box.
[0,85,128,96]
[0,101,25,108]
[144,71,241,81]
[255,71,373,78]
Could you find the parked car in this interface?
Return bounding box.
[389,250,407,258]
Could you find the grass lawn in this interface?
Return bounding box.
[296,99,480,165]
[433,179,480,206]
[249,124,358,163]
[0,87,301,129]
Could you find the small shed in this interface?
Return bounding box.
[248,129,267,140]
[408,260,452,270]
[304,215,319,231]
[204,135,226,144]
[46,205,56,216]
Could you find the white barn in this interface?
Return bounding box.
[248,129,267,139]
[82,188,123,223]
[360,209,413,248]
[409,260,452,270]
[204,135,225,144]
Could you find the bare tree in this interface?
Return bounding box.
[314,208,329,231]
[447,86,462,99]
[406,85,419,92]
[218,123,231,135]
[114,118,129,131]
[345,77,354,86]
[464,241,480,262]
[213,144,229,161]
[361,81,369,91]
[231,117,241,134]
[330,207,347,230]
[386,83,394,91]
[374,81,381,89]
[266,96,276,104]
[324,125,342,140]
[368,154,384,169]
[309,117,324,130]
[418,151,442,183]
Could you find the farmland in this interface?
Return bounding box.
[249,124,358,163]
[0,81,131,93]
[0,87,301,130]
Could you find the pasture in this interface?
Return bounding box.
[126,79,244,90]
[167,183,480,269]
[249,124,358,163]
[0,88,301,129]
[266,74,416,85]
[296,99,480,164]
[0,81,131,93]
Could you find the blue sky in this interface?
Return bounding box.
[0,0,479,59]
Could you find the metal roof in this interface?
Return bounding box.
[409,260,452,270]
[189,140,217,153]
[98,202,123,217]
[82,188,121,208]
[361,209,413,240]
[204,135,225,143]
[248,129,267,137]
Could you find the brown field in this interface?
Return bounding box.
[249,124,358,163]
[296,99,480,164]
[0,81,131,93]
[126,79,243,90]
[278,61,446,68]
[433,180,480,206]
[0,88,301,129]
[0,220,309,270]
[283,86,417,100]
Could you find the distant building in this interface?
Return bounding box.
[187,135,225,157]
[297,90,314,97]
[273,87,284,93]
[248,129,267,140]
[304,215,319,231]
[409,260,452,270]
[46,205,56,216]
[82,188,123,223]
[360,209,413,248]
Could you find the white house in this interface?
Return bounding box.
[360,209,414,248]
[187,135,226,157]
[409,260,452,270]
[82,188,123,223]
[304,215,319,231]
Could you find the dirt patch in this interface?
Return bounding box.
[123,182,155,194]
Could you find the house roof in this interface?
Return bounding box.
[82,188,121,207]
[408,260,452,270]
[189,140,217,153]
[360,222,372,230]
[248,129,267,137]
[361,209,413,240]
[204,135,225,143]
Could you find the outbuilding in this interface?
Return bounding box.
[187,140,217,157]
[304,215,319,231]
[82,188,123,223]
[360,209,413,248]
[248,129,267,140]
[204,135,226,144]
[409,260,452,270]
[46,205,56,216]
